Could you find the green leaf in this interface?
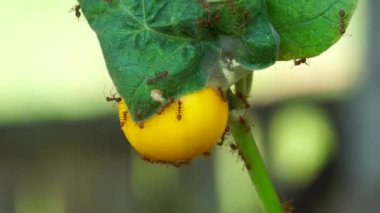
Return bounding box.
[79,0,221,120]
[217,1,281,70]
[78,0,278,120]
[209,0,262,36]
[228,12,280,70]
[78,0,358,119]
[267,0,358,60]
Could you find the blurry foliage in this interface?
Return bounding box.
[269,103,336,189]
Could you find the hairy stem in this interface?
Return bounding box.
[229,76,283,213]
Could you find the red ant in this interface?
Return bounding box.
[144,157,191,168]
[236,91,250,108]
[214,14,221,22]
[283,200,295,213]
[104,86,122,105]
[197,0,221,28]
[146,70,168,85]
[238,116,250,132]
[142,156,170,166]
[229,143,238,152]
[70,4,81,20]
[293,58,308,66]
[229,142,251,170]
[136,109,144,129]
[120,111,128,127]
[199,0,209,8]
[242,11,250,28]
[142,156,167,166]
[203,151,211,157]
[177,100,183,121]
[142,156,154,163]
[218,126,230,146]
[142,157,186,168]
[171,159,192,168]
[106,95,122,103]
[238,150,251,170]
[198,14,217,28]
[156,98,175,115]
[338,9,347,35]
[229,0,235,15]
[217,86,227,102]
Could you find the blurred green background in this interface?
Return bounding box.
[1,0,377,213]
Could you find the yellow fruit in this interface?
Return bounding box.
[118,86,229,162]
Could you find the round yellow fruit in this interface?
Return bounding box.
[118,86,229,162]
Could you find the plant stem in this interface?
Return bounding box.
[230,75,284,213]
[230,114,283,213]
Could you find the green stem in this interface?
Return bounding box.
[229,76,284,213]
[230,114,283,213]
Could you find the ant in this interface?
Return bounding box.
[198,14,219,28]
[203,151,211,157]
[104,86,121,104]
[218,126,230,146]
[214,14,221,22]
[238,116,250,132]
[283,200,295,213]
[156,98,175,115]
[197,0,221,28]
[105,0,112,3]
[106,94,122,104]
[146,70,168,85]
[338,9,347,35]
[217,86,227,102]
[242,11,250,28]
[293,58,308,66]
[142,157,170,166]
[229,143,238,152]
[142,156,169,166]
[171,159,192,168]
[177,100,183,121]
[142,156,154,164]
[136,109,144,129]
[234,149,251,170]
[238,150,251,170]
[229,142,251,170]
[229,0,235,15]
[236,91,250,108]
[70,4,81,20]
[199,0,209,9]
[120,111,128,127]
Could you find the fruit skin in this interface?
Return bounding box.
[118,87,229,161]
